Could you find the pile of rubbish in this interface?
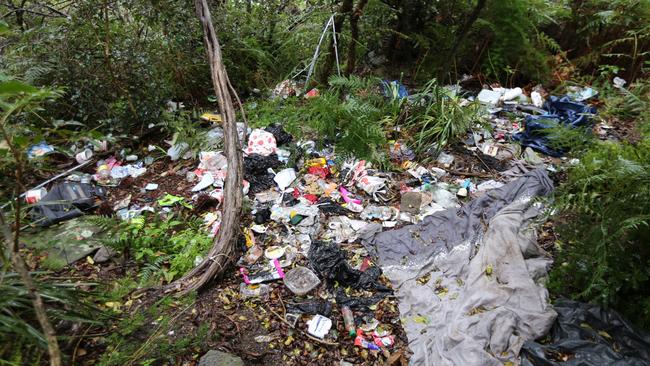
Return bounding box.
[15,77,649,365]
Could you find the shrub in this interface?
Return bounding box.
[550,78,650,327]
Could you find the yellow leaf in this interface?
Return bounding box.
[413,315,429,324]
[238,315,247,321]
[86,256,95,265]
[598,330,612,339]
[284,335,294,346]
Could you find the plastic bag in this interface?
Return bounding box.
[308,241,388,291]
[521,299,650,366]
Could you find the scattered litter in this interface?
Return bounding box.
[306,314,332,339]
[436,152,455,167]
[566,86,597,102]
[514,96,597,156]
[200,112,222,123]
[477,89,502,105]
[75,148,93,164]
[264,245,285,260]
[382,80,408,99]
[27,142,55,159]
[283,266,321,296]
[239,283,270,299]
[245,128,277,156]
[613,76,627,89]
[144,183,158,191]
[273,168,296,191]
[25,188,47,204]
[30,182,106,226]
[286,300,332,317]
[192,172,214,192]
[341,305,356,336]
[240,259,285,284]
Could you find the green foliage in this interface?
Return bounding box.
[550,80,650,326]
[405,79,484,157]
[97,214,213,284]
[0,272,101,361]
[246,76,390,161]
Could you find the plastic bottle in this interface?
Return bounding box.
[341,306,356,336]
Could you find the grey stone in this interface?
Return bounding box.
[198,350,244,366]
[93,246,116,263]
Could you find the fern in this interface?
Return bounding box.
[550,115,650,327]
[139,255,169,284]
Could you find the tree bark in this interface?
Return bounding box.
[345,0,368,75]
[441,0,488,81]
[166,0,243,294]
[318,0,353,84]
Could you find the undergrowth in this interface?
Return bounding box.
[550,77,650,327]
[91,214,213,285]
[245,76,481,163]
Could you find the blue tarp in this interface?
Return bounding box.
[513,96,596,157]
[381,80,408,99]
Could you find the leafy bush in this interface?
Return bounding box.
[550,78,650,327]
[246,75,390,162]
[97,214,213,284]
[404,79,483,157]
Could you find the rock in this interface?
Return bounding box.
[523,147,544,166]
[198,350,244,366]
[93,246,116,263]
[400,192,432,214]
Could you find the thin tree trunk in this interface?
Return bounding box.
[0,122,62,365]
[166,0,243,294]
[441,0,487,81]
[318,0,353,84]
[345,0,368,75]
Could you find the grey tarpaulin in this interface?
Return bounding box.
[365,169,556,365]
[521,299,650,366]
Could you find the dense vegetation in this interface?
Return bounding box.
[1,0,649,363]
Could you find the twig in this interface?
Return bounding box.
[265,305,339,346]
[71,325,93,364]
[448,170,494,178]
[471,150,494,173]
[276,288,286,317]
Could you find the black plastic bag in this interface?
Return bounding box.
[335,289,387,311]
[31,182,106,226]
[286,300,332,317]
[265,124,293,146]
[244,153,281,194]
[521,299,650,366]
[308,241,389,291]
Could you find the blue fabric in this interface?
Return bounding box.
[513,96,596,157]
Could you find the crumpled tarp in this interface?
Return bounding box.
[366,169,556,365]
[521,299,650,366]
[513,96,596,157]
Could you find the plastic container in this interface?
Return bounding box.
[283,266,320,295]
[341,306,356,336]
